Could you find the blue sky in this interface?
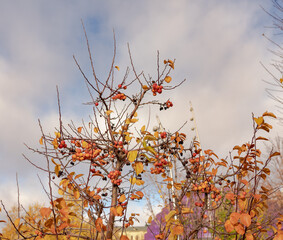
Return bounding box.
[0,0,282,225]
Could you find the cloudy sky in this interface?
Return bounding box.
[0,0,282,225]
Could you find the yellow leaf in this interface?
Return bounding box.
[154,131,159,138]
[142,85,149,90]
[116,205,124,216]
[106,110,113,116]
[130,177,136,185]
[115,66,120,71]
[254,117,264,126]
[165,210,176,222]
[134,112,138,117]
[75,174,84,179]
[140,125,146,134]
[73,189,80,199]
[147,216,152,224]
[182,208,193,214]
[93,127,99,133]
[39,137,43,145]
[14,218,20,227]
[135,179,144,185]
[128,150,138,162]
[77,127,82,133]
[280,78,283,84]
[118,194,126,203]
[134,162,143,175]
[58,188,64,195]
[54,132,61,138]
[144,135,157,141]
[55,165,61,177]
[165,76,172,83]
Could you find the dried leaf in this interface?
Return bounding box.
[235,223,245,235]
[115,66,120,71]
[77,127,82,133]
[39,137,43,145]
[262,111,277,118]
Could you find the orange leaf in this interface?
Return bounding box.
[225,220,234,233]
[235,223,245,235]
[39,137,43,145]
[14,218,20,227]
[77,127,82,133]
[136,191,144,198]
[230,212,240,225]
[120,236,129,240]
[171,225,184,235]
[225,193,235,201]
[165,76,172,83]
[240,213,251,227]
[262,111,276,118]
[116,205,124,216]
[73,189,80,199]
[118,194,126,203]
[95,218,104,232]
[40,208,52,218]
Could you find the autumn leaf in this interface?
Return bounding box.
[262,111,276,118]
[142,85,149,90]
[116,205,124,216]
[235,223,245,235]
[165,76,172,83]
[106,110,113,116]
[254,116,264,126]
[77,127,82,133]
[73,189,80,199]
[134,162,143,175]
[55,164,61,177]
[40,208,52,218]
[118,194,126,203]
[165,210,176,222]
[120,235,129,240]
[95,218,104,232]
[14,218,20,227]
[171,224,184,235]
[225,192,235,201]
[246,231,254,240]
[147,216,152,224]
[230,212,241,225]
[93,127,99,133]
[128,150,138,163]
[115,66,120,71]
[136,191,144,198]
[144,135,157,141]
[135,179,145,185]
[39,137,43,145]
[240,213,251,227]
[225,220,234,233]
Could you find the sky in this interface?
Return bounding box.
[0,0,282,226]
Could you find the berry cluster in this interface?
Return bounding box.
[58,140,67,149]
[159,100,173,111]
[150,158,168,174]
[166,100,173,108]
[118,84,127,90]
[160,132,167,139]
[152,83,163,96]
[108,170,122,185]
[112,93,126,100]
